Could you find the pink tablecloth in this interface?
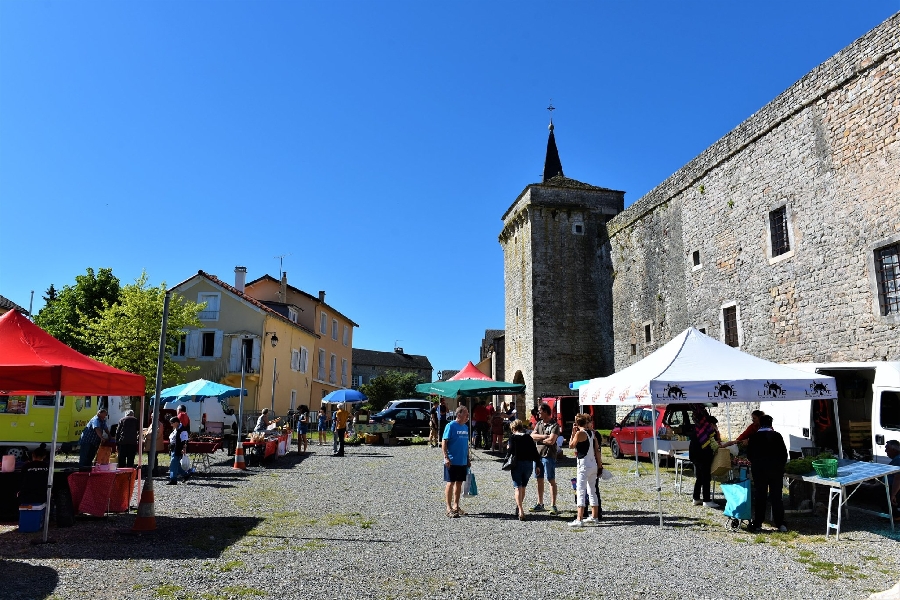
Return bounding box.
[68,469,136,516]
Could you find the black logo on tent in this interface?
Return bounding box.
[709,382,737,399]
[663,384,685,399]
[805,380,832,397]
[758,381,785,397]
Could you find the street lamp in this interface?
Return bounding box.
[265,332,278,413]
[266,332,279,348]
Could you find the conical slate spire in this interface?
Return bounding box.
[542,120,564,182]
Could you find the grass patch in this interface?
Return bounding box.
[753,535,767,544]
[299,539,326,551]
[796,552,863,580]
[218,560,245,572]
[155,585,183,599]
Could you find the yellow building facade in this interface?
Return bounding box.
[244,272,357,411]
[169,270,319,421]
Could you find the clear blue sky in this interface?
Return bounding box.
[1,1,897,378]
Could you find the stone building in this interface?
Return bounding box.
[499,122,624,416]
[351,347,433,388]
[501,13,900,427]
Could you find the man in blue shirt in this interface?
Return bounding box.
[79,409,109,469]
[442,404,470,518]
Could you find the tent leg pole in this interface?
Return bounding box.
[41,391,63,543]
[652,400,663,527]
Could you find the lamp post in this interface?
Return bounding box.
[266,332,279,414]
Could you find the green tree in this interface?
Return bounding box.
[81,272,203,396]
[35,267,121,355]
[359,371,426,411]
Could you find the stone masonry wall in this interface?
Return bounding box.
[501,184,622,412]
[607,12,900,431]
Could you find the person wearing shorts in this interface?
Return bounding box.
[317,408,328,446]
[506,419,540,521]
[530,403,560,514]
[442,405,470,518]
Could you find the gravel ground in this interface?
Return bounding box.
[1,440,899,600]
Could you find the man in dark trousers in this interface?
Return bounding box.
[746,414,788,533]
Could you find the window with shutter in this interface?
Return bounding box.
[300,347,309,373]
[320,312,327,334]
[329,354,337,384]
[317,349,326,380]
[332,319,338,341]
[201,332,216,357]
[343,325,349,346]
[197,293,221,321]
[341,359,347,386]
[291,349,300,371]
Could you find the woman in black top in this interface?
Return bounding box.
[506,419,541,521]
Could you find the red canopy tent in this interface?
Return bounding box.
[0,310,146,540]
[0,310,146,395]
[447,361,493,381]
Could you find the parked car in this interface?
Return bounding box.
[369,407,431,437]
[608,404,697,459]
[383,399,432,412]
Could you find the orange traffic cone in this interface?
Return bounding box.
[132,484,156,532]
[232,445,247,470]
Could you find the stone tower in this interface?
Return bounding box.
[499,121,624,415]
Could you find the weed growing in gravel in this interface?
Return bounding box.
[217,559,245,572]
[299,539,326,551]
[155,584,183,598]
[753,534,767,544]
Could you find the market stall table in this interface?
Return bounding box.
[795,459,900,539]
[68,468,137,517]
[162,440,224,473]
[640,438,690,466]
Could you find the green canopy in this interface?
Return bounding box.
[415,379,525,399]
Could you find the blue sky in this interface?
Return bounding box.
[1,1,897,378]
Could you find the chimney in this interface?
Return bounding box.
[234,266,247,293]
[318,290,325,303]
[280,272,288,302]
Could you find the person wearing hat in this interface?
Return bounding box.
[79,409,109,469]
[167,415,190,485]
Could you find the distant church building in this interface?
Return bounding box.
[501,13,899,422]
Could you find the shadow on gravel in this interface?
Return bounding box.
[0,560,58,600]
[0,516,262,561]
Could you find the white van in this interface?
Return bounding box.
[761,362,900,463]
[384,399,432,412]
[162,396,238,436]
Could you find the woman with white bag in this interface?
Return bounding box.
[568,413,603,527]
[167,416,190,485]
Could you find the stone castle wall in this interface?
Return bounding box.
[606,12,900,429]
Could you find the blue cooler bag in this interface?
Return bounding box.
[722,479,751,522]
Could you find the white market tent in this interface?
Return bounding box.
[577,327,838,526]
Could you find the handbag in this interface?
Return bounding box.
[710,447,732,476]
[501,452,517,471]
[180,454,191,472]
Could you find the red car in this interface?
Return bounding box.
[608,404,697,459]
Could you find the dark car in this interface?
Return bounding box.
[370,408,431,437]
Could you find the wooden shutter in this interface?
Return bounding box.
[186,330,200,358]
[213,330,224,357]
[228,337,240,371]
[251,338,261,372]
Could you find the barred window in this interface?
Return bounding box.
[769,206,790,257]
[876,243,900,315]
[723,306,739,347]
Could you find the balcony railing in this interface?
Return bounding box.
[198,310,220,320]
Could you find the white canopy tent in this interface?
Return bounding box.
[578,327,838,526]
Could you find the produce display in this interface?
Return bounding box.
[784,451,834,475]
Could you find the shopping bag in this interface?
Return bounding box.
[463,469,478,496]
[501,453,517,471]
[710,447,732,477]
[600,468,613,481]
[96,446,112,465]
[180,454,191,472]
